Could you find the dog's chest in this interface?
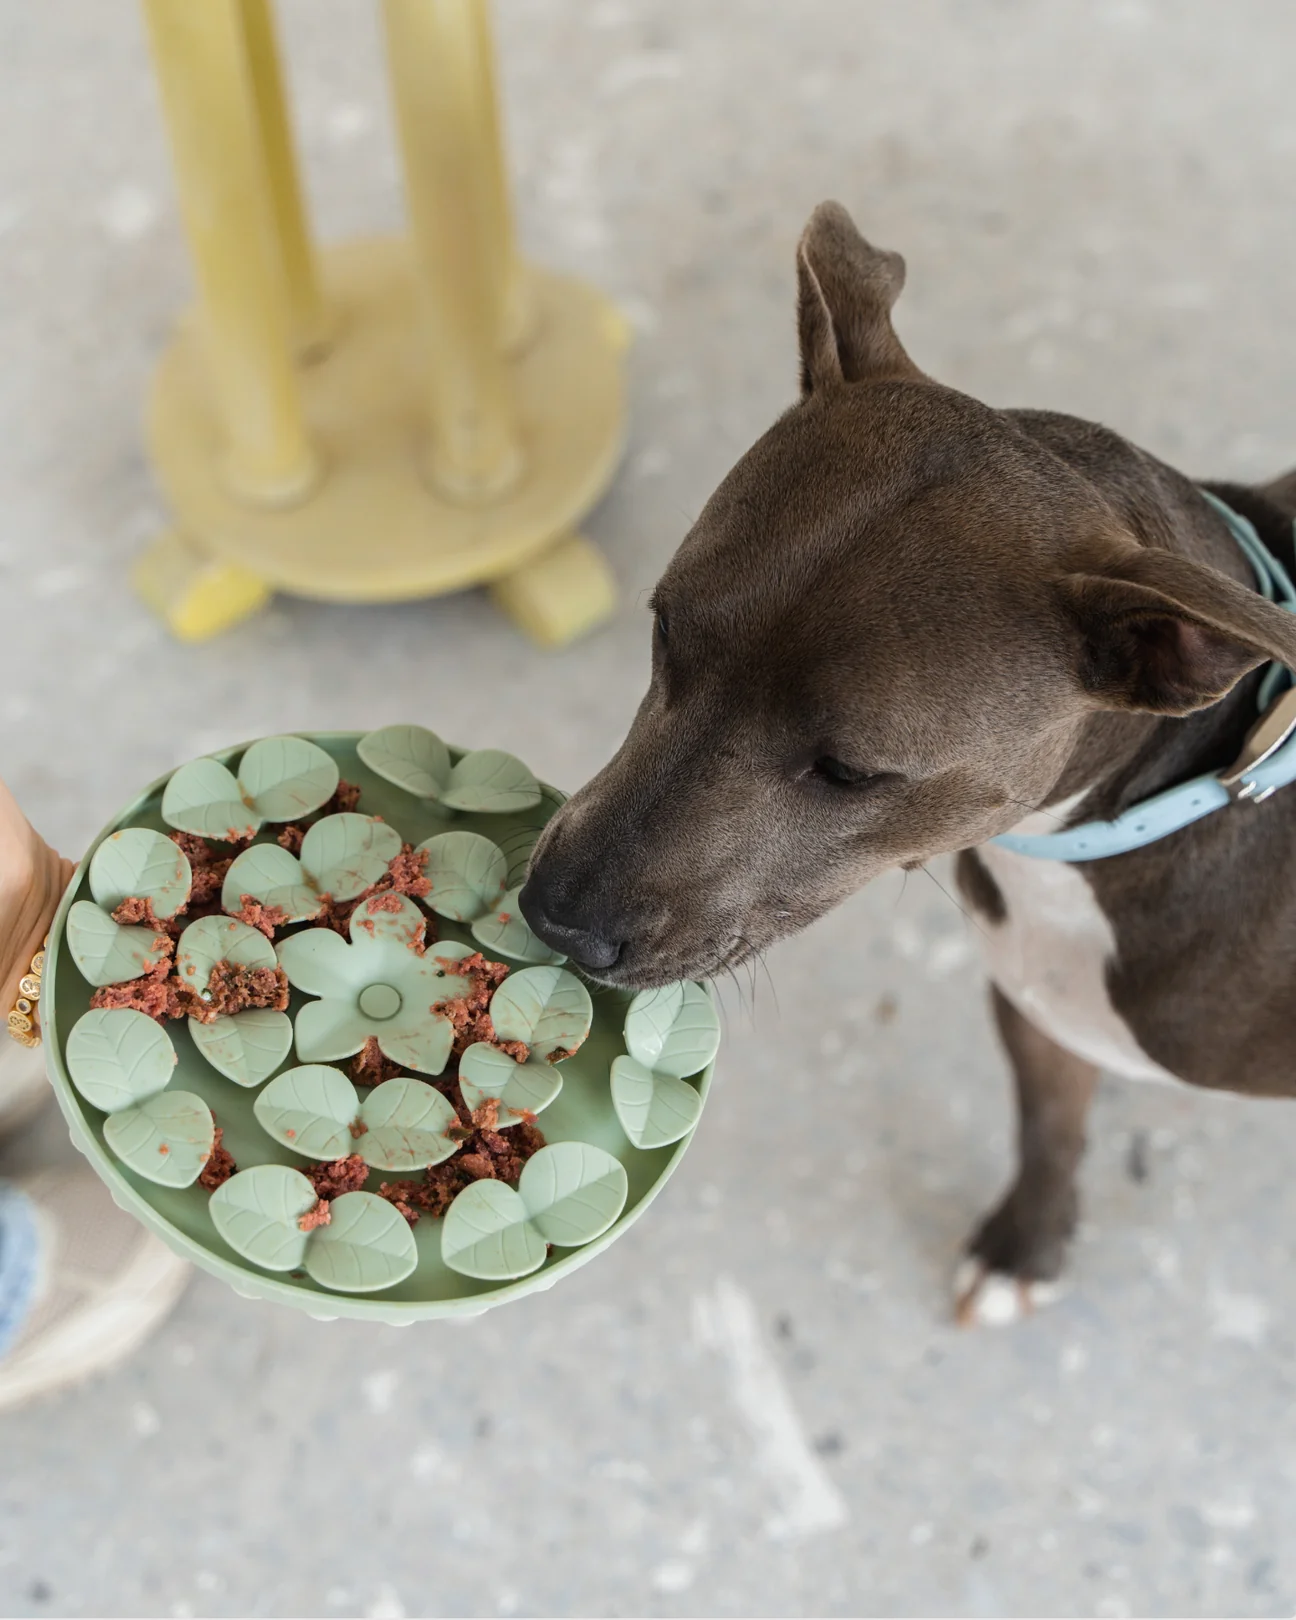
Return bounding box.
[975,829,1180,1085]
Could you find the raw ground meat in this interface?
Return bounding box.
[432,951,521,1059]
[375,1079,545,1223]
[277,824,306,856]
[546,1046,575,1065]
[321,779,362,816]
[94,951,288,1026]
[110,895,184,939]
[318,844,434,937]
[197,1126,236,1190]
[89,941,190,1021]
[297,1199,332,1231]
[167,831,233,913]
[349,1038,402,1087]
[192,962,289,1023]
[231,896,288,939]
[375,1180,422,1224]
[306,1154,369,1199]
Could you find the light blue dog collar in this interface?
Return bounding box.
[992,491,1296,861]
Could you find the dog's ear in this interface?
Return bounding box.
[1058,546,1296,715]
[796,201,920,395]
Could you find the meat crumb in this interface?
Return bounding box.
[110,895,184,939]
[198,1126,236,1190]
[321,779,363,816]
[376,1081,546,1223]
[432,951,514,1057]
[376,1181,423,1224]
[297,1199,333,1231]
[231,895,289,939]
[191,962,290,1023]
[349,1037,402,1087]
[317,845,434,939]
[306,1154,369,1199]
[277,824,306,856]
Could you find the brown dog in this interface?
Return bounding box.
[520,201,1296,1324]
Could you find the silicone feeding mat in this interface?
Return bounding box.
[43,731,719,1322]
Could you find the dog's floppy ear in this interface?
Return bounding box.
[1058,546,1296,715]
[796,201,920,395]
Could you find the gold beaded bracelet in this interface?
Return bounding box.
[5,939,47,1049]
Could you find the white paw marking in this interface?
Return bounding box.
[954,1258,1065,1328]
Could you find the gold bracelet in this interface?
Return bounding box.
[6,938,47,1049]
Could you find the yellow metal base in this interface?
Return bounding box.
[140,237,629,643]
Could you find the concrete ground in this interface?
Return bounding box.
[3,1,1296,1614]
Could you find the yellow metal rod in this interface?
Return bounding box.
[238,0,330,358]
[142,0,319,506]
[382,0,524,502]
[465,0,532,353]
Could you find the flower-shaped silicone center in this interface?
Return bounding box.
[276,894,476,1075]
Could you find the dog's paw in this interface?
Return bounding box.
[953,1257,1065,1328]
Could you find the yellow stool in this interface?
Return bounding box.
[133,0,628,646]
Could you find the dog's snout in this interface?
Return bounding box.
[518,871,623,973]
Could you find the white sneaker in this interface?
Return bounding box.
[0,1166,191,1412]
[0,1036,52,1142]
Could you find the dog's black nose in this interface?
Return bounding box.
[518,875,622,972]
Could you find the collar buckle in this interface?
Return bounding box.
[1219,684,1296,799]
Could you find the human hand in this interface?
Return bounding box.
[1,778,75,1042]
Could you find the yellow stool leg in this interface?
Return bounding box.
[141,0,319,507]
[490,534,617,649]
[132,531,272,643]
[237,0,331,358]
[382,0,524,502]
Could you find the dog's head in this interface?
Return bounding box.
[521,202,1296,988]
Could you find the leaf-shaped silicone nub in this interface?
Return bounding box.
[357,725,451,799]
[103,1090,215,1188]
[304,1191,418,1293]
[623,981,720,1079]
[236,735,339,823]
[440,1180,548,1281]
[174,915,278,1003]
[610,1054,703,1149]
[220,844,322,923]
[209,1164,318,1272]
[440,749,542,813]
[189,1009,294,1087]
[65,1008,177,1112]
[358,1076,461,1170]
[66,901,171,988]
[162,757,259,841]
[487,966,592,1061]
[417,831,507,922]
[519,1141,628,1245]
[457,1041,562,1127]
[254,1064,361,1160]
[301,814,403,902]
[440,1142,629,1280]
[471,886,566,965]
[89,828,192,919]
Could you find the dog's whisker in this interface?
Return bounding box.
[919,862,990,943]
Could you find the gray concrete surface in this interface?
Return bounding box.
[3,2,1296,1614]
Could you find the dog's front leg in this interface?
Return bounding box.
[955,986,1098,1327]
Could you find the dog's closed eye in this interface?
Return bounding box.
[806,755,887,789]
